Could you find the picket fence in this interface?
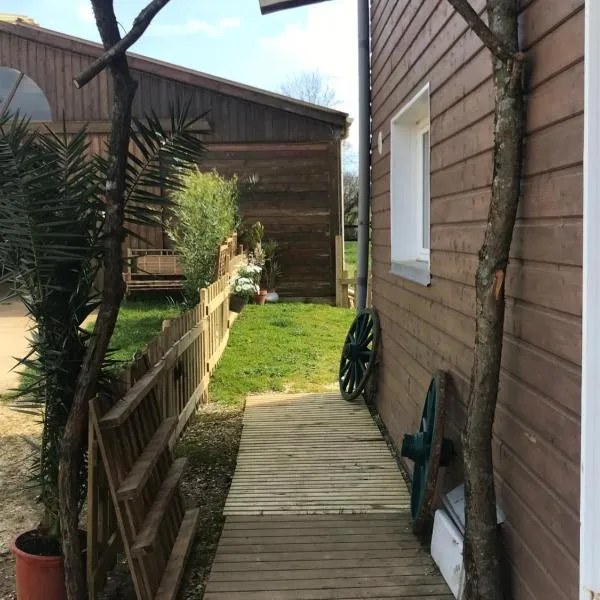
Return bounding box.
[87,240,242,599]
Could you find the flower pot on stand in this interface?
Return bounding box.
[254,289,268,305]
[229,294,248,313]
[265,290,279,303]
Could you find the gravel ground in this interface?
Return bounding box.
[0,401,243,600]
[0,402,42,600]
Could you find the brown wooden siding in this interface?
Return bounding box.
[0,23,345,299]
[201,143,339,300]
[0,25,343,144]
[370,1,583,598]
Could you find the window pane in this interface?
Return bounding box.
[422,130,430,250]
[10,74,52,120]
[0,67,20,107]
[0,67,52,121]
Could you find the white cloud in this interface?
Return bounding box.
[77,2,95,24]
[149,17,241,38]
[259,0,359,151]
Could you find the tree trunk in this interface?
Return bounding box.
[58,2,136,599]
[461,1,524,599]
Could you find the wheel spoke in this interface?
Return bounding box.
[359,349,372,362]
[342,367,352,391]
[358,318,372,345]
[352,361,360,387]
[347,362,356,391]
[341,359,352,376]
[355,314,365,339]
[356,358,366,380]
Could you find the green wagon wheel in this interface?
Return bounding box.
[401,371,455,532]
[339,309,380,402]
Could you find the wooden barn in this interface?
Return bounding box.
[369,1,587,599]
[0,20,349,301]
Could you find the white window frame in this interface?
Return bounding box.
[416,120,431,263]
[389,83,431,286]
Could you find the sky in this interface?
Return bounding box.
[3,0,359,155]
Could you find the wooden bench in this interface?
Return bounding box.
[124,249,184,293]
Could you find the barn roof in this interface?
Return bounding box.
[0,21,350,131]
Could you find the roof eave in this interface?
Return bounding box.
[0,21,349,128]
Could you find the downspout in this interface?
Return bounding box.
[355,0,371,312]
[581,2,600,599]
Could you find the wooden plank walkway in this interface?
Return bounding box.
[205,392,452,599]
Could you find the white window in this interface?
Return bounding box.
[0,67,52,121]
[390,83,431,286]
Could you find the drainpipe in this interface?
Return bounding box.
[355,0,371,312]
[581,2,600,599]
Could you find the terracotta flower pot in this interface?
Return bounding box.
[254,289,268,305]
[11,531,66,600]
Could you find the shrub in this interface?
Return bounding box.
[167,170,238,304]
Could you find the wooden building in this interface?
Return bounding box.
[0,20,349,301]
[370,1,583,598]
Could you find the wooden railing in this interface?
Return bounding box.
[87,242,241,599]
[124,231,239,294]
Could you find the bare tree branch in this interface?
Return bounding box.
[279,70,340,108]
[60,0,143,597]
[74,0,171,89]
[446,0,521,62]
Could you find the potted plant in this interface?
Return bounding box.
[247,225,268,304]
[230,263,261,311]
[263,240,282,303]
[0,109,203,599]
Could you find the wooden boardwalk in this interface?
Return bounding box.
[205,392,452,599]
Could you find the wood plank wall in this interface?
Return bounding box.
[0,27,337,143]
[202,142,340,300]
[0,26,345,300]
[369,1,583,598]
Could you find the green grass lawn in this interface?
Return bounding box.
[209,303,354,406]
[345,241,358,274]
[344,241,373,275]
[107,299,181,364]
[6,299,181,398]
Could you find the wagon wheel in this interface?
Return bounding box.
[339,309,380,402]
[401,371,455,532]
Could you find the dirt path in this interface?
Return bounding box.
[0,401,41,599]
[0,292,30,397]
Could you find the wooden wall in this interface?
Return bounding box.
[370,1,583,599]
[202,142,340,300]
[0,24,343,144]
[0,23,346,300]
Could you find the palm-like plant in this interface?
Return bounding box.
[0,103,205,542]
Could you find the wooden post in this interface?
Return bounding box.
[201,288,210,376]
[341,269,350,309]
[335,235,344,307]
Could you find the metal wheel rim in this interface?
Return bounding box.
[412,370,447,532]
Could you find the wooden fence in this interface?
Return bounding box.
[335,235,372,309]
[87,242,241,599]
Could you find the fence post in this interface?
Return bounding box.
[335,234,344,307]
[200,287,210,376]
